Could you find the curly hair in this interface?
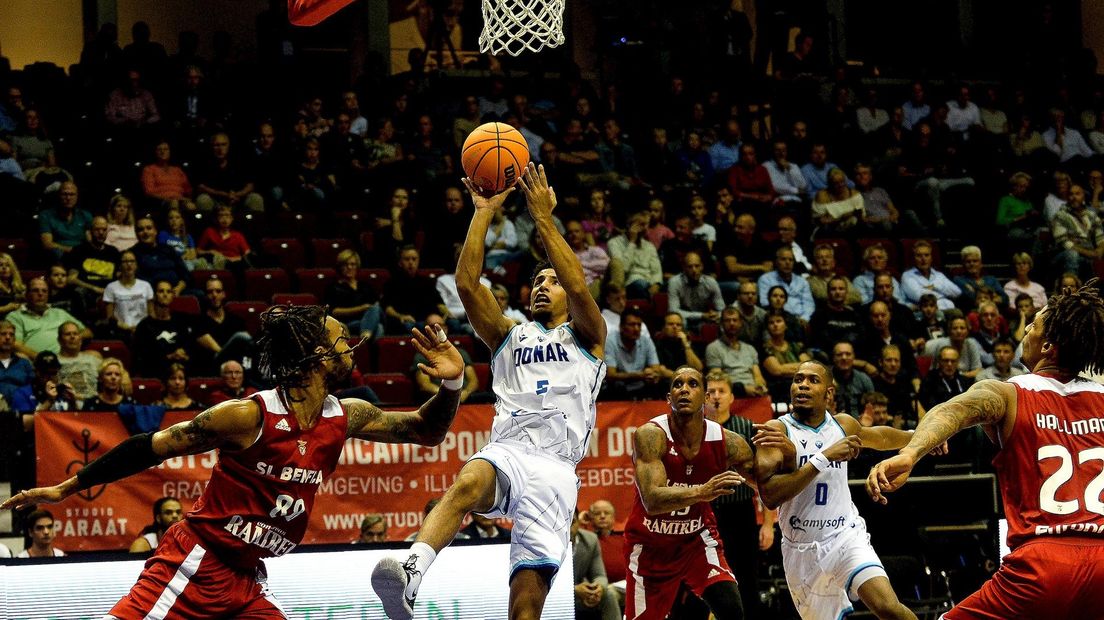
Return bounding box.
[256,305,334,391]
[1042,279,1104,376]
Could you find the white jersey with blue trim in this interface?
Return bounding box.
[777,412,865,545]
[488,321,606,464]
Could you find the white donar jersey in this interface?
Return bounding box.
[488,321,606,464]
[778,413,865,545]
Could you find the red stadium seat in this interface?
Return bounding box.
[916,355,933,379]
[472,363,491,391]
[187,377,220,404]
[417,268,446,280]
[359,231,375,255]
[331,211,367,239]
[352,337,374,373]
[273,212,318,239]
[0,238,29,266]
[311,238,353,268]
[131,378,164,405]
[359,269,390,297]
[86,340,131,368]
[243,268,291,301]
[362,373,413,406]
[260,238,306,274]
[375,336,416,373]
[272,292,318,306]
[169,295,201,316]
[651,292,669,321]
[226,301,268,334]
[295,268,336,299]
[698,322,720,342]
[448,335,475,357]
[192,270,236,298]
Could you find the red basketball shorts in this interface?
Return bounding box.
[624,527,736,620]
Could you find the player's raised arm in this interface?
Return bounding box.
[343,324,464,445]
[834,413,913,451]
[517,163,606,351]
[456,179,518,351]
[756,419,861,510]
[0,399,262,511]
[633,424,744,515]
[867,379,1013,504]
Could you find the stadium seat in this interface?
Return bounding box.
[192,269,236,298]
[916,355,933,379]
[187,377,220,404]
[226,301,269,334]
[169,295,201,315]
[651,292,669,322]
[375,336,416,373]
[273,211,318,239]
[311,238,352,268]
[0,238,29,266]
[448,335,475,357]
[359,268,390,296]
[362,373,413,406]
[86,339,131,368]
[295,268,336,299]
[472,362,491,390]
[271,292,317,306]
[260,238,306,274]
[243,268,291,301]
[417,268,446,280]
[331,211,367,240]
[358,230,374,255]
[131,378,164,405]
[698,322,720,342]
[352,337,374,373]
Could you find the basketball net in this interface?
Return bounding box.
[479,0,565,56]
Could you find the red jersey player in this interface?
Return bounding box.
[1,306,465,619]
[867,281,1104,619]
[624,366,794,619]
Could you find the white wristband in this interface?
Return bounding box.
[809,452,831,473]
[440,376,464,391]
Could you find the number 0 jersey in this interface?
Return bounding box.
[777,413,865,545]
[997,374,1104,550]
[488,321,605,464]
[186,389,347,570]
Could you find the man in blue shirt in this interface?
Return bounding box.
[603,308,663,399]
[757,247,815,321]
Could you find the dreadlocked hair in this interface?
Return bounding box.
[256,305,333,391]
[1042,278,1104,376]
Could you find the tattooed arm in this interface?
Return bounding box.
[0,400,263,510]
[866,379,1014,504]
[343,387,462,446]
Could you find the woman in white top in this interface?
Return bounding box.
[104,194,138,252]
[103,250,153,337]
[1002,252,1047,311]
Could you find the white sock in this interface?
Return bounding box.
[409,542,437,575]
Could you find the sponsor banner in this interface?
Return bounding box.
[36,398,772,551]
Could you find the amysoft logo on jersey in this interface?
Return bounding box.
[789,515,806,533]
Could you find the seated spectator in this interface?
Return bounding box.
[667,251,724,331]
[854,244,905,306]
[251,121,291,211]
[832,341,874,415]
[581,189,618,249]
[382,246,447,334]
[103,251,154,339]
[808,276,864,352]
[0,251,26,317]
[599,283,650,341]
[46,264,85,322]
[708,118,742,176]
[197,205,253,273]
[901,240,961,310]
[134,280,207,377]
[1009,112,1047,160]
[856,301,918,379]
[659,215,713,279]
[130,497,184,553]
[705,307,768,397]
[969,301,1008,360]
[1050,185,1104,282]
[460,514,511,542]
[57,320,101,401]
[920,345,973,409]
[764,139,807,206]
[1011,293,1039,343]
[996,172,1042,252]
[1044,170,1072,223]
[761,310,811,402]
[603,308,665,400]
[772,216,812,274]
[733,282,766,345]
[131,217,191,297]
[1043,109,1094,165]
[17,509,65,558]
[871,344,922,428]
[727,143,777,218]
[141,139,195,212]
[654,312,703,376]
[10,277,91,357]
[291,136,337,212]
[805,245,862,306]
[953,245,1008,310]
[0,320,33,406]
[82,357,136,412]
[584,499,625,585]
[644,197,675,250]
[159,206,211,271]
[104,68,160,130]
[483,203,518,270]
[12,351,78,416]
[757,247,814,322]
[412,314,479,403]
[66,216,120,310]
[571,509,620,620]
[325,248,381,340]
[1003,252,1047,312]
[193,276,253,374]
[194,132,264,213]
[854,163,901,233]
[812,167,865,236]
[856,88,889,134]
[715,213,773,288]
[39,181,93,258]
[11,107,56,172]
[674,130,714,187]
[158,363,205,411]
[607,211,662,300]
[491,283,527,324]
[923,316,984,379]
[977,338,1026,382]
[105,194,138,253]
[566,219,616,299]
[356,514,388,544]
[208,360,258,404]
[800,143,850,200]
[913,293,948,345]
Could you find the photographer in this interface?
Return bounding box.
[12,352,79,419]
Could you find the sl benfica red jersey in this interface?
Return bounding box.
[186,389,347,570]
[996,374,1104,551]
[625,414,728,546]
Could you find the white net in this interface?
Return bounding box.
[479,0,565,56]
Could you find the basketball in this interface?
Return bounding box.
[461,122,530,194]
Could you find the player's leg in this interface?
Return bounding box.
[623,549,684,620]
[508,567,552,620]
[701,581,745,620]
[855,576,916,620]
[682,527,743,620]
[833,528,915,620]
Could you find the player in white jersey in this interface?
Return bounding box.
[758,361,921,620]
[373,163,607,620]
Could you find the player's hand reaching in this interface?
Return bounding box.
[865,453,916,505]
[516,162,557,220]
[752,424,795,458]
[0,482,72,511]
[461,176,517,210]
[822,435,862,462]
[411,324,464,383]
[699,470,746,502]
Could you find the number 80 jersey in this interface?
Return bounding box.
[777,413,864,545]
[998,374,1104,550]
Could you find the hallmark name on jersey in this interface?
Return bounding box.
[1035,413,1104,436]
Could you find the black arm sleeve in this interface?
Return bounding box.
[75,432,163,489]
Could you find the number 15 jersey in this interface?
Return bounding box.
[777,413,864,545]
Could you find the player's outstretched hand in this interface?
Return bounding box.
[0,483,70,511]
[752,424,794,456]
[865,453,916,505]
[929,441,949,456]
[822,435,862,462]
[461,176,517,209]
[700,470,745,502]
[516,162,557,219]
[411,324,465,382]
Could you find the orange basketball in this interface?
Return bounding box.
[461,122,530,194]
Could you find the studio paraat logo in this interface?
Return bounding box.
[66,428,107,501]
